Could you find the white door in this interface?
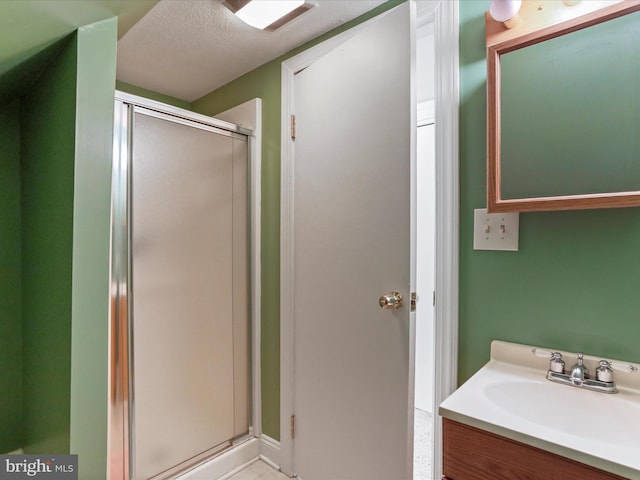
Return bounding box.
[290,3,416,479]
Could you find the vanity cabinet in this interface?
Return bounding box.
[442,419,628,480]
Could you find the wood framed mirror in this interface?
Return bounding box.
[486,0,640,212]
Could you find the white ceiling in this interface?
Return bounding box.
[116,0,386,102]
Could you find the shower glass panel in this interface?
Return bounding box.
[122,106,250,480]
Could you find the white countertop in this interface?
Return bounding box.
[439,341,640,479]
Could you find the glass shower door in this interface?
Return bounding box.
[129,109,249,480]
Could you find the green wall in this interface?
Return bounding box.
[0,0,155,77]
[0,100,22,453]
[0,29,75,457]
[0,40,68,104]
[20,33,77,454]
[69,18,117,479]
[192,0,403,440]
[459,0,640,382]
[0,16,116,475]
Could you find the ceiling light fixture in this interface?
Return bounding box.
[223,0,313,32]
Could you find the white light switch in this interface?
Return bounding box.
[473,208,519,251]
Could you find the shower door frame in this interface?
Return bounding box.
[108,91,261,480]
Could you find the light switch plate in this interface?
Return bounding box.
[473,208,519,251]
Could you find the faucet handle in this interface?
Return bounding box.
[550,352,565,373]
[531,348,565,372]
[596,360,614,383]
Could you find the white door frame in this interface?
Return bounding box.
[279,1,459,478]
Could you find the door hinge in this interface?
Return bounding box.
[410,292,417,312]
[291,114,296,140]
[290,414,296,438]
[433,290,436,306]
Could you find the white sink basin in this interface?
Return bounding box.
[439,341,640,479]
[484,380,640,448]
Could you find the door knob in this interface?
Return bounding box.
[379,291,403,310]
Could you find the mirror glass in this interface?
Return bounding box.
[487,3,640,212]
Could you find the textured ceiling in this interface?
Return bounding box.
[116,0,386,102]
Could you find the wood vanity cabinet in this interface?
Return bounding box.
[442,418,628,480]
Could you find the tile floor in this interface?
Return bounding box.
[413,408,433,480]
[228,460,289,480]
[229,410,432,480]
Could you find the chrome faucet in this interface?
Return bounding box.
[548,352,615,393]
[569,353,589,385]
[531,348,635,394]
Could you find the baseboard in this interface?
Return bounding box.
[170,435,283,480]
[259,434,281,470]
[176,438,259,480]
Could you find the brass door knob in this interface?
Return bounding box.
[378,291,403,310]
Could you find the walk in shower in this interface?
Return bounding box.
[109,93,254,480]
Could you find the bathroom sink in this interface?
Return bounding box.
[439,341,640,478]
[483,380,640,448]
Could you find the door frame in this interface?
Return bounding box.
[279,1,459,479]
